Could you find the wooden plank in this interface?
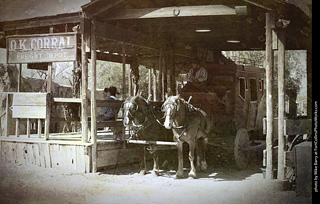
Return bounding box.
[38,119,42,138]
[33,144,41,166]
[95,21,166,51]
[13,93,47,106]
[7,32,77,64]
[127,140,178,146]
[104,5,243,20]
[95,100,123,108]
[26,119,30,138]
[1,13,81,31]
[97,147,140,168]
[12,106,47,119]
[50,144,60,169]
[76,145,86,173]
[53,97,82,104]
[82,0,124,18]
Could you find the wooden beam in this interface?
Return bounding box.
[0,13,81,31]
[265,11,275,179]
[104,5,246,20]
[95,21,166,51]
[277,28,285,180]
[82,0,124,18]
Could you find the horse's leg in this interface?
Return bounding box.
[151,151,159,176]
[139,146,147,175]
[188,140,197,179]
[201,137,208,171]
[196,139,202,171]
[176,141,184,178]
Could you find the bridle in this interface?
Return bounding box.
[122,100,147,128]
[162,99,186,130]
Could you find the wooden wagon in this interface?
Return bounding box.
[180,63,266,169]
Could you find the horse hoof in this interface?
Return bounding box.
[151,170,159,177]
[201,162,208,171]
[176,171,184,179]
[188,172,197,179]
[139,170,146,176]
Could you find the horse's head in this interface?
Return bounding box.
[161,95,184,129]
[122,95,149,128]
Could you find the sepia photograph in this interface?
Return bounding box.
[0,0,313,203]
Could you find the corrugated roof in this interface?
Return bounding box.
[0,0,90,22]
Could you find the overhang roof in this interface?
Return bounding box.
[82,0,312,62]
[0,0,312,65]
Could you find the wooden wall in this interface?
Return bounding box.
[0,139,140,173]
[0,140,91,173]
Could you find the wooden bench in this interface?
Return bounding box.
[52,98,124,132]
[12,92,50,138]
[89,100,125,140]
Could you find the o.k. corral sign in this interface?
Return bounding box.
[6,32,77,64]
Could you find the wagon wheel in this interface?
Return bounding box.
[234,128,250,169]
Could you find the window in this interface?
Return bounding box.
[249,78,257,102]
[239,77,246,100]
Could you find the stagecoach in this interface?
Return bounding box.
[180,63,266,169]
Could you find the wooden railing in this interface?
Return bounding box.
[1,93,125,141]
[1,92,50,138]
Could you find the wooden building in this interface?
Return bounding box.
[0,0,312,177]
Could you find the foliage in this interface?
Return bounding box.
[94,60,150,100]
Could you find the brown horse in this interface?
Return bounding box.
[162,95,211,178]
[123,94,173,176]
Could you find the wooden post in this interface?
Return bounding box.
[81,17,89,143]
[277,28,285,180]
[90,18,98,173]
[158,52,163,101]
[44,62,52,140]
[265,11,275,179]
[44,27,54,140]
[15,64,21,137]
[37,119,42,138]
[5,93,8,137]
[128,64,132,97]
[169,48,176,95]
[122,44,126,98]
[148,68,152,98]
[163,52,168,97]
[153,67,157,101]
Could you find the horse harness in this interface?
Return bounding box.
[163,99,208,141]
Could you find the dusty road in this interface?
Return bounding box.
[0,159,312,204]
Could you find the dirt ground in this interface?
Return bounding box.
[0,151,313,204]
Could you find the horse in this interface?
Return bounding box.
[162,95,211,178]
[123,94,174,176]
